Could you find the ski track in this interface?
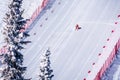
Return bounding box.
[21,0,120,80]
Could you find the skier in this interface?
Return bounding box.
[118,15,120,18]
[75,24,81,31]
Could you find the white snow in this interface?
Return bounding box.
[0,0,9,27]
[21,0,120,80]
[0,0,120,80]
[0,0,44,48]
[22,0,44,19]
[0,0,9,47]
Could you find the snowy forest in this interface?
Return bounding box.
[0,0,53,80]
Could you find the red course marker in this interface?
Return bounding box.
[111,30,114,33]
[88,70,91,74]
[83,78,86,80]
[107,38,110,41]
[118,15,120,18]
[103,46,106,48]
[92,63,95,65]
[98,53,101,56]
[115,22,118,24]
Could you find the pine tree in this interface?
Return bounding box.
[39,49,54,80]
[0,0,30,80]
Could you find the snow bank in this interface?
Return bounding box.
[22,0,44,19]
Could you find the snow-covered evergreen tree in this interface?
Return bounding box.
[39,49,54,80]
[0,0,30,80]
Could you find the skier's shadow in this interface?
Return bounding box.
[26,0,57,32]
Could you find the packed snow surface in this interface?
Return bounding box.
[22,0,120,80]
[0,0,120,80]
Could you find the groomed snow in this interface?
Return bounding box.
[21,0,120,80]
[22,0,44,19]
[0,0,120,80]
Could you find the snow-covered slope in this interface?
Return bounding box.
[22,0,120,80]
[22,0,45,19]
[0,0,9,26]
[0,0,45,48]
[0,0,9,45]
[0,0,120,80]
[0,0,44,27]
